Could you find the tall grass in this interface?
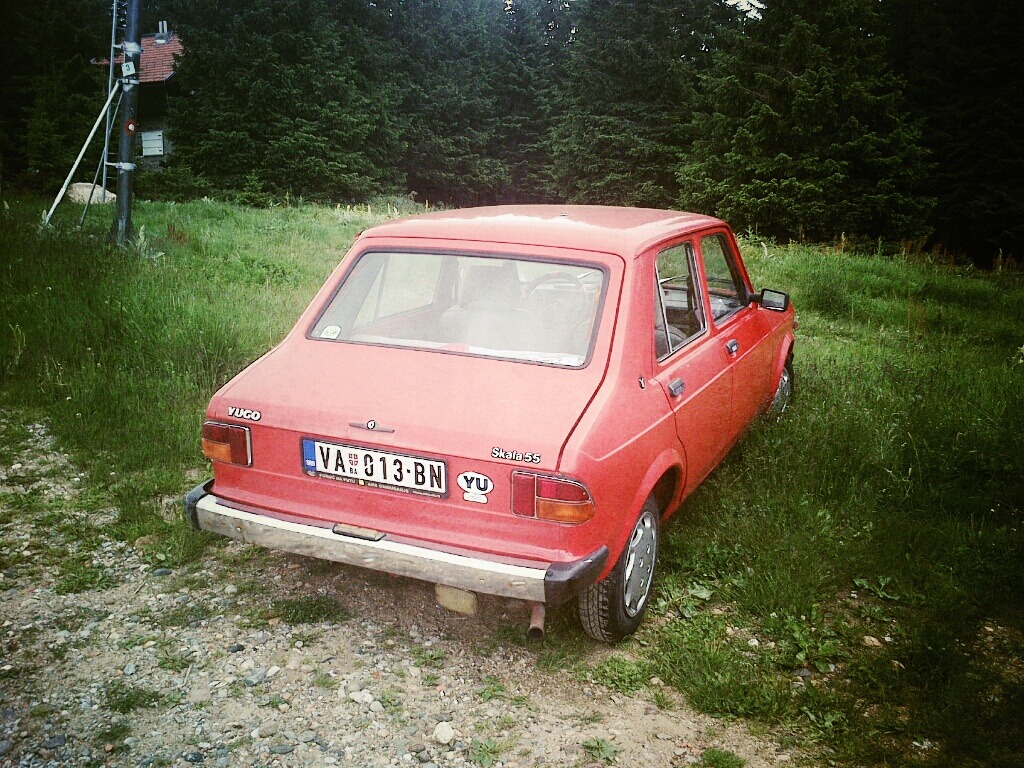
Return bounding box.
[0,196,384,553]
[649,241,1024,766]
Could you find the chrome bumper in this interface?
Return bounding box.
[184,481,606,605]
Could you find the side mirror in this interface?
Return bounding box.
[756,288,790,312]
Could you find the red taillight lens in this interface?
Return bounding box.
[201,421,251,466]
[511,471,595,524]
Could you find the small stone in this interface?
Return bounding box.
[348,690,374,705]
[297,731,316,743]
[269,745,295,755]
[656,733,672,740]
[267,665,281,678]
[861,635,883,648]
[258,721,280,738]
[42,735,66,749]
[432,722,455,746]
[0,741,11,757]
[369,700,385,713]
[123,663,137,676]
[183,751,204,763]
[407,744,427,754]
[152,568,172,577]
[223,584,238,595]
[245,669,266,686]
[227,643,244,653]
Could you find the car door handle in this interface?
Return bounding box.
[667,378,685,397]
[725,339,740,356]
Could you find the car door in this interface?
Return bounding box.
[696,232,774,437]
[649,242,733,494]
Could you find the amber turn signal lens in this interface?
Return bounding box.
[201,421,251,466]
[536,497,596,523]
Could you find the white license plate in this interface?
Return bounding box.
[302,438,447,497]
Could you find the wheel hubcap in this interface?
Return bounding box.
[622,510,657,617]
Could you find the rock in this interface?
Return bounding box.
[269,745,295,755]
[0,741,11,757]
[227,644,244,653]
[297,731,316,743]
[67,183,116,205]
[369,701,385,713]
[123,662,137,676]
[267,665,281,678]
[432,722,455,746]
[41,734,66,749]
[244,669,267,686]
[152,568,172,577]
[862,635,883,648]
[223,584,238,595]
[183,750,204,763]
[348,690,374,705]
[258,721,280,738]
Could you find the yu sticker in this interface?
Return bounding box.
[456,471,494,504]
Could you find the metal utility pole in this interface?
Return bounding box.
[101,0,120,201]
[110,0,141,245]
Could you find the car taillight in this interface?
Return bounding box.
[511,471,595,524]
[201,421,251,466]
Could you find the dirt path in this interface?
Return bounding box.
[0,417,794,768]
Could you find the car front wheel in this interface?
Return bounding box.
[578,496,660,643]
[768,356,794,419]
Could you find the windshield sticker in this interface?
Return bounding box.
[491,447,542,464]
[320,325,341,339]
[457,471,494,504]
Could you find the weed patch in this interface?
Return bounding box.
[270,595,350,624]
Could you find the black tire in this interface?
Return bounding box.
[767,356,794,419]
[579,496,660,643]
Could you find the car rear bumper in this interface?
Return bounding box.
[184,481,606,605]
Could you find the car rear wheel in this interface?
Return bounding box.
[579,496,660,643]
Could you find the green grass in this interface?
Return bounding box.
[271,595,350,624]
[635,239,1024,766]
[2,197,1021,767]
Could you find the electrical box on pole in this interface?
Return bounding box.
[110,0,141,245]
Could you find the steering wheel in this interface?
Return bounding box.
[524,271,586,296]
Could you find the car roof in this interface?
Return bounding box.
[358,205,724,257]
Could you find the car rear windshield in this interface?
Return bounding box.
[310,251,607,367]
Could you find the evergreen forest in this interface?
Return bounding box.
[1,0,1020,265]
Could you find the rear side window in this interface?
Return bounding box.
[654,243,705,359]
[310,251,606,368]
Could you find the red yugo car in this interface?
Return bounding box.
[185,206,795,642]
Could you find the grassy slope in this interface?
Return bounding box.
[2,197,1022,766]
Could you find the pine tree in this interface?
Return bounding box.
[165,0,403,203]
[884,0,1022,263]
[546,0,740,207]
[676,0,933,241]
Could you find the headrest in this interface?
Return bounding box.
[459,264,519,310]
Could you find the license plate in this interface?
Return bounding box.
[302,439,447,497]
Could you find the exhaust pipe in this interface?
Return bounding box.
[527,602,545,640]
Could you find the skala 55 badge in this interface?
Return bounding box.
[457,471,493,504]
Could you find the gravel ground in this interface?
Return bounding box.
[0,417,794,768]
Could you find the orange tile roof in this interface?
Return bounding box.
[99,32,182,84]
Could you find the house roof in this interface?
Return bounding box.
[96,32,182,84]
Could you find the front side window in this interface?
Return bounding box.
[310,251,606,368]
[654,243,705,359]
[700,234,748,322]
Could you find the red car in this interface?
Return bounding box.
[185,206,795,642]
